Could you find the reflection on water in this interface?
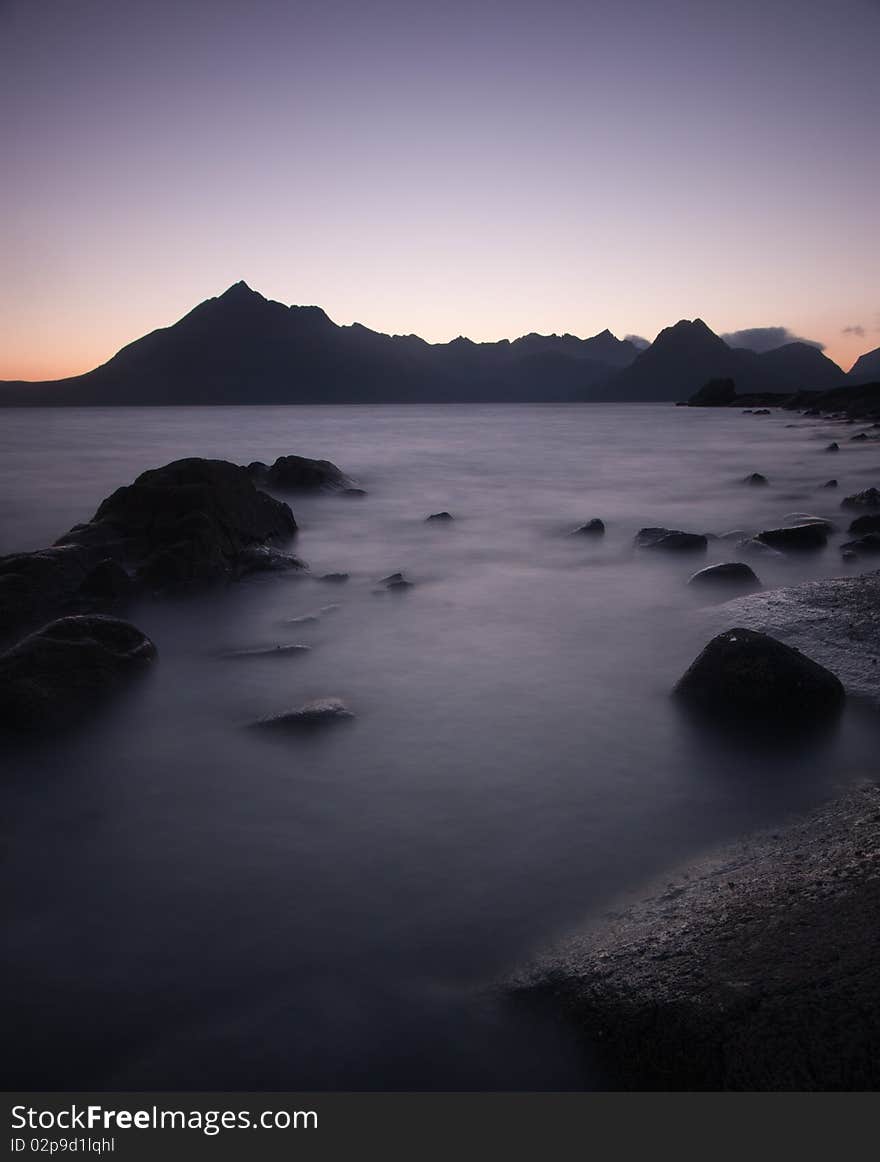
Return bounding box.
[1,404,878,1089]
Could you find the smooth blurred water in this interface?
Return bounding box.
[2,403,879,1090]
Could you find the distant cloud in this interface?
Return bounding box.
[624,334,651,350]
[842,324,866,337]
[721,326,824,353]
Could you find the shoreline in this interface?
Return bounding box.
[514,782,880,1090]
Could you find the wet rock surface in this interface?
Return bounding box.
[714,569,880,705]
[250,696,354,730]
[755,523,828,551]
[687,562,760,591]
[570,518,605,536]
[254,454,352,492]
[674,627,845,722]
[635,528,708,552]
[515,785,880,1090]
[0,615,157,731]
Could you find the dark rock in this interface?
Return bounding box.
[319,572,349,583]
[849,513,880,535]
[246,461,269,480]
[736,537,784,558]
[840,534,880,556]
[0,615,157,731]
[426,511,454,522]
[77,559,132,608]
[342,487,367,497]
[0,544,109,644]
[687,563,761,591]
[570,518,605,536]
[850,432,871,442]
[635,528,708,552]
[689,378,737,407]
[743,472,768,486]
[782,513,834,531]
[674,627,844,722]
[753,408,771,415]
[236,546,307,575]
[376,571,415,591]
[822,479,838,488]
[755,523,828,551]
[220,644,311,659]
[251,696,354,730]
[841,487,880,510]
[262,455,351,492]
[826,442,839,452]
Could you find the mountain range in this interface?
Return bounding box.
[1,281,874,405]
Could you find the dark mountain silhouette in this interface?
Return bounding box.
[0,282,639,406]
[0,283,849,406]
[848,346,880,385]
[597,321,845,400]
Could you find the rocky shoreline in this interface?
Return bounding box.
[514,783,880,1089]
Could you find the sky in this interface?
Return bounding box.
[1,0,878,380]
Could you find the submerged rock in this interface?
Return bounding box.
[260,455,351,492]
[426,511,454,522]
[840,534,880,557]
[220,644,311,660]
[841,487,880,510]
[826,441,840,452]
[674,627,845,722]
[849,513,880,535]
[251,697,354,731]
[635,528,708,553]
[687,562,760,591]
[743,472,768,486]
[755,523,828,551]
[0,615,157,731]
[570,518,605,536]
[376,572,415,591]
[821,478,838,488]
[319,572,350,584]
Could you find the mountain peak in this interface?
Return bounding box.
[218,280,259,301]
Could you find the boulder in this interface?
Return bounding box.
[736,537,784,558]
[570,518,605,536]
[840,534,880,557]
[376,571,414,591]
[687,563,761,591]
[319,572,350,584]
[0,615,157,731]
[236,546,307,575]
[821,479,838,488]
[220,644,311,659]
[826,442,839,452]
[251,697,354,731]
[426,511,454,522]
[260,455,351,492]
[674,627,845,722]
[841,487,880,510]
[635,528,708,552]
[743,472,768,486]
[782,513,834,531]
[755,523,828,551]
[849,513,880,535]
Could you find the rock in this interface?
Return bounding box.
[755,523,828,551]
[426,511,454,522]
[635,528,708,552]
[688,378,738,406]
[342,487,367,497]
[246,461,269,480]
[0,615,157,731]
[0,544,110,644]
[250,697,354,731]
[319,572,349,583]
[279,614,320,626]
[849,513,880,535]
[850,432,871,442]
[826,442,840,452]
[89,458,299,590]
[687,563,761,591]
[840,534,880,557]
[822,479,838,488]
[782,513,834,531]
[842,549,858,563]
[712,570,880,702]
[376,571,415,591]
[77,559,132,605]
[570,519,605,536]
[261,455,351,492]
[743,472,768,486]
[753,408,771,415]
[236,546,307,575]
[841,487,880,510]
[517,787,880,1090]
[220,644,311,659]
[736,537,783,558]
[674,627,845,722]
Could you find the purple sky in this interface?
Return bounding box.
[2,0,878,379]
